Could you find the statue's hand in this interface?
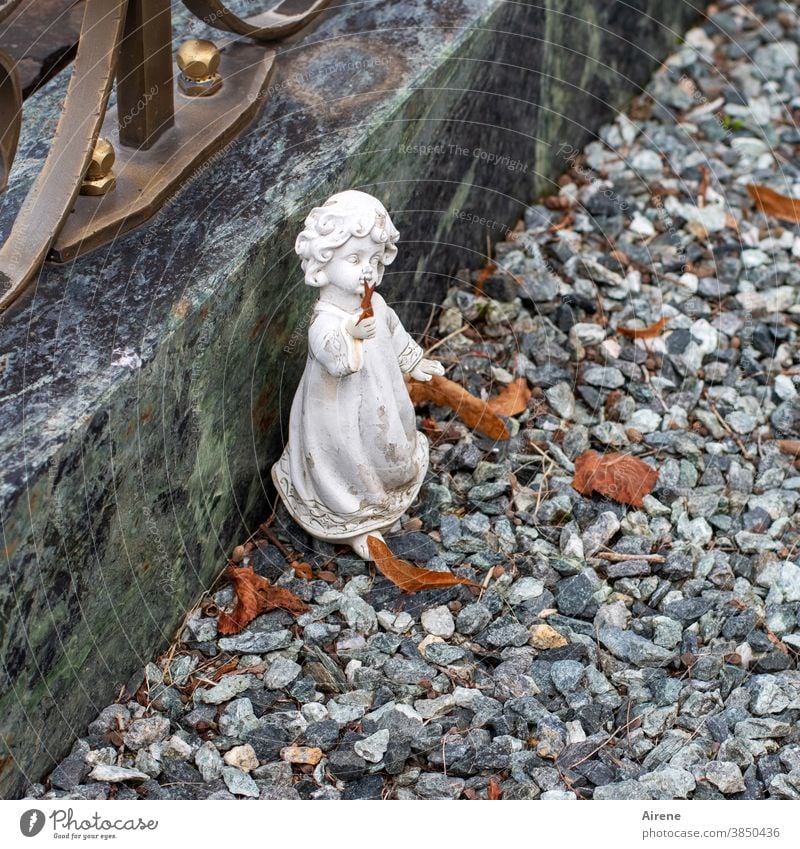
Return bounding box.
[409,358,445,382]
[346,316,377,340]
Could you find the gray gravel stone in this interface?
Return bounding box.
[423,642,466,664]
[88,765,150,783]
[479,616,530,647]
[505,577,544,605]
[50,753,91,791]
[594,780,653,800]
[550,660,585,693]
[195,741,224,782]
[421,606,455,638]
[197,675,256,705]
[341,596,378,634]
[219,699,260,738]
[264,657,302,689]
[457,603,492,635]
[123,717,171,750]
[354,730,390,763]
[584,365,625,389]
[555,572,597,616]
[735,718,791,739]
[218,630,293,654]
[546,383,577,420]
[705,761,745,794]
[598,627,677,667]
[35,9,800,803]
[582,512,621,557]
[414,773,466,799]
[639,767,696,799]
[88,705,131,737]
[754,41,798,79]
[221,766,260,798]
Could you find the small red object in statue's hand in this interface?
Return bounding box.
[355,281,375,325]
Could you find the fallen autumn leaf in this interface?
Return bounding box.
[407,374,510,440]
[217,563,309,635]
[368,536,480,593]
[487,777,503,799]
[617,316,669,339]
[486,377,532,417]
[572,449,659,508]
[746,183,800,224]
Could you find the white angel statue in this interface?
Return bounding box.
[272,190,444,559]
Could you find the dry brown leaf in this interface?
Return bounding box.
[697,164,710,208]
[421,417,464,446]
[367,536,480,593]
[746,184,800,224]
[421,417,443,440]
[407,374,510,440]
[617,316,669,339]
[487,777,503,800]
[766,629,789,655]
[572,450,659,508]
[356,281,376,325]
[217,563,309,635]
[291,561,313,580]
[549,211,575,232]
[474,262,496,296]
[211,657,239,680]
[776,440,800,457]
[486,377,532,417]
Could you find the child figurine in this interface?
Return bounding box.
[272,190,444,560]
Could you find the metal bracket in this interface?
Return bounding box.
[0,0,127,312]
[181,0,331,42]
[50,41,276,263]
[0,47,21,193]
[0,0,332,313]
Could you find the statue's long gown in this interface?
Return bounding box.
[272,291,428,541]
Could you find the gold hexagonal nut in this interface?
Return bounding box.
[176,38,222,96]
[85,138,115,180]
[80,175,116,196]
[81,138,116,196]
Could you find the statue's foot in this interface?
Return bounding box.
[346,530,385,560]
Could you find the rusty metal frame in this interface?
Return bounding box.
[51,43,276,263]
[0,47,21,193]
[181,0,331,42]
[0,0,128,312]
[0,1,23,22]
[0,0,332,313]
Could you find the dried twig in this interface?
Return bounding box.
[704,392,753,461]
[594,551,666,563]
[641,365,669,413]
[697,164,710,208]
[424,325,467,356]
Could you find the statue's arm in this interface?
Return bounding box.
[308,315,363,376]
[384,304,424,374]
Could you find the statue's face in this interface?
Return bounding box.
[326,234,385,296]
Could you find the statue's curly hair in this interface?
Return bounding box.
[295,190,400,287]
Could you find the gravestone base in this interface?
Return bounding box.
[0,0,699,797]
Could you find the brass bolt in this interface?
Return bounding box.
[80,137,116,196]
[176,39,222,97]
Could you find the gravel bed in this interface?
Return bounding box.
[26,0,800,801]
